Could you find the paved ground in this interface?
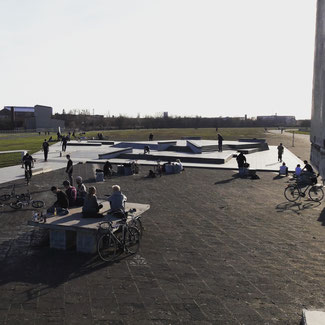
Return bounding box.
[1,131,324,325]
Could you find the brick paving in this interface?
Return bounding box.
[0,133,325,324]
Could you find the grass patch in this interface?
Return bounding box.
[286,130,310,135]
[0,135,58,168]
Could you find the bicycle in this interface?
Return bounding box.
[284,174,324,202]
[97,218,140,262]
[9,190,45,209]
[0,184,16,201]
[127,209,144,238]
[24,168,32,185]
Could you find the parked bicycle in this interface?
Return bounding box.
[0,184,16,202]
[127,208,144,238]
[284,174,324,202]
[97,217,140,262]
[10,190,45,209]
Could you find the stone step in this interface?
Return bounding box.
[302,309,325,325]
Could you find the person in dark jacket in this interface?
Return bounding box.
[217,134,224,152]
[66,154,73,185]
[103,160,112,177]
[63,180,77,207]
[82,186,103,218]
[236,152,247,177]
[47,186,69,215]
[42,139,49,161]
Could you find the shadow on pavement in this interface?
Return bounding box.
[276,200,321,215]
[317,207,325,226]
[0,229,111,302]
[214,173,239,185]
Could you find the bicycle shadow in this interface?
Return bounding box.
[276,200,321,215]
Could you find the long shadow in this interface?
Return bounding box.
[0,229,115,302]
[214,173,240,185]
[317,207,325,226]
[266,161,280,167]
[276,200,321,215]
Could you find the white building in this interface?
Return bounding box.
[311,0,325,179]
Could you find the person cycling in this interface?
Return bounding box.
[22,153,34,178]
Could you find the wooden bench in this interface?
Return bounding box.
[27,201,150,253]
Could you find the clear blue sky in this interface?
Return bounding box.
[0,0,317,119]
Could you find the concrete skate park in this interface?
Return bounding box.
[0,137,304,184]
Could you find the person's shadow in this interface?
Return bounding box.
[215,173,240,185]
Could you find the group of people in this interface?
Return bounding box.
[49,179,127,218]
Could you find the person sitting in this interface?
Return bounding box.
[75,176,87,206]
[295,164,302,177]
[82,186,103,218]
[155,160,163,177]
[131,161,139,174]
[144,145,150,154]
[107,185,127,214]
[63,180,77,207]
[300,160,316,184]
[148,170,156,178]
[236,152,247,177]
[175,159,184,172]
[47,186,69,215]
[103,160,113,177]
[279,162,289,176]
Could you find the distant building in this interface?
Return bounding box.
[311,0,325,179]
[256,115,296,126]
[163,112,168,118]
[0,105,65,130]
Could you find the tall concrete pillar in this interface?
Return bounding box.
[311,0,325,179]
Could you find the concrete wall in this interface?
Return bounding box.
[311,0,325,178]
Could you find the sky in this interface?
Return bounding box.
[0,0,317,119]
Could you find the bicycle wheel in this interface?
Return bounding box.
[97,233,117,262]
[10,201,23,209]
[284,185,300,202]
[124,226,140,255]
[308,186,324,202]
[129,218,144,238]
[32,200,45,208]
[0,194,11,201]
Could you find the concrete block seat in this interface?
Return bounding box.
[27,201,150,253]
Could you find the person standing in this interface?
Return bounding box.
[42,139,49,161]
[277,143,284,162]
[66,154,73,185]
[61,136,67,152]
[217,133,223,152]
[236,152,247,177]
[149,133,153,141]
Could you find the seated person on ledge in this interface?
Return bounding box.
[279,162,289,176]
[295,164,302,177]
[82,186,103,218]
[103,160,113,177]
[47,186,69,215]
[107,185,127,215]
[76,176,87,206]
[63,180,77,207]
